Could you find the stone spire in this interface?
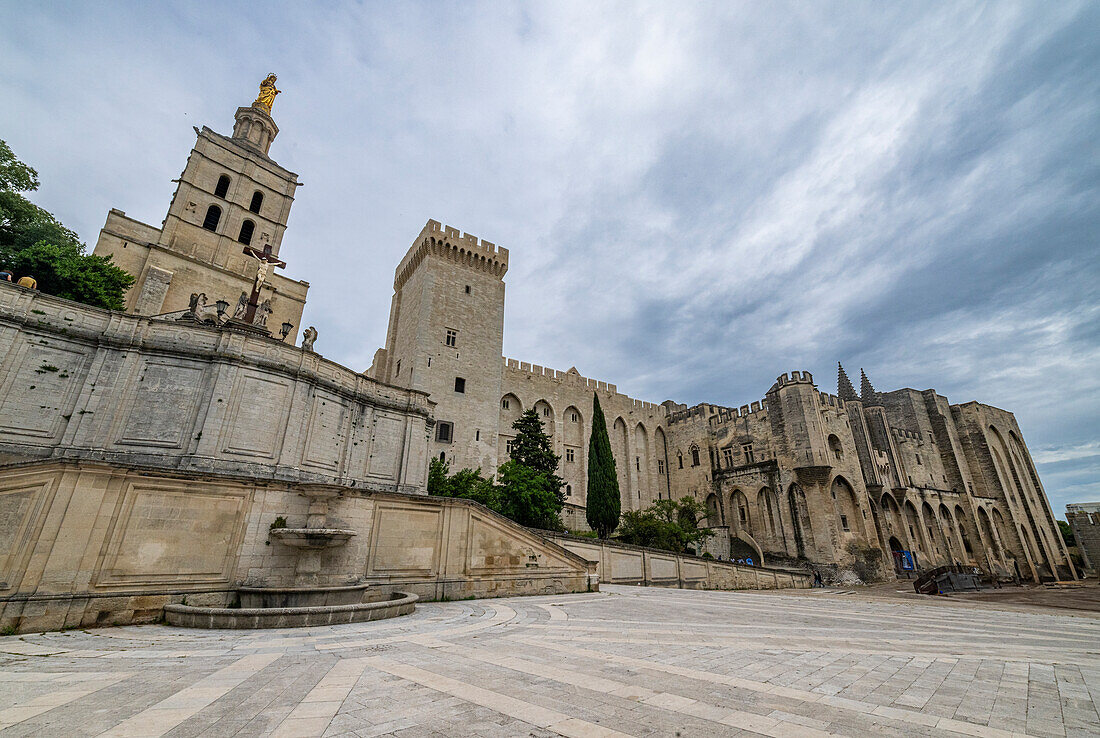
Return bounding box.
[860,368,878,405]
[837,363,858,403]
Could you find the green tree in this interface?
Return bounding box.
[427,457,497,509]
[0,139,134,309]
[1058,520,1076,548]
[585,392,620,539]
[496,409,565,531]
[617,496,714,553]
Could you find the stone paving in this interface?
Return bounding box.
[1,585,1098,737]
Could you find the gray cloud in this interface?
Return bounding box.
[2,1,1096,515]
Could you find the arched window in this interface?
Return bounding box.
[249,191,263,214]
[215,175,231,198]
[202,204,221,232]
[691,446,700,467]
[238,219,255,245]
[565,484,572,497]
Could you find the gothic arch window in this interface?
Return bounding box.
[249,191,264,214]
[690,446,700,467]
[215,175,231,198]
[202,204,221,232]
[238,219,255,245]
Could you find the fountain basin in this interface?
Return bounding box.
[269,527,356,549]
[164,591,417,629]
[237,583,377,608]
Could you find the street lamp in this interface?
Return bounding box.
[215,299,229,319]
[280,321,293,341]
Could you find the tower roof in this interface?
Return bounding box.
[860,368,879,405]
[837,363,858,403]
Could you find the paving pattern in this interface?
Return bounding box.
[1,585,1098,737]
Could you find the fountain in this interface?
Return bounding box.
[164,485,416,628]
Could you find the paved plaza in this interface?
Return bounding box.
[1,585,1098,737]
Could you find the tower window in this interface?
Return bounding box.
[202,204,221,232]
[565,484,572,497]
[569,411,578,422]
[475,429,480,441]
[436,421,453,443]
[238,219,255,245]
[678,453,684,469]
[841,514,850,531]
[465,285,471,294]
[445,329,457,347]
[501,398,510,409]
[215,175,230,198]
[454,377,466,393]
[658,459,665,474]
[249,191,264,214]
[566,448,575,463]
[691,447,700,467]
[542,407,550,418]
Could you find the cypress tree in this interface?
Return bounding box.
[586,392,620,538]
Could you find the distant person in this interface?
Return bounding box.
[17,275,37,289]
[0,270,12,282]
[813,569,823,587]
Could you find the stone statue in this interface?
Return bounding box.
[252,73,280,114]
[232,291,248,319]
[301,326,318,352]
[255,298,273,327]
[247,254,271,294]
[186,293,221,324]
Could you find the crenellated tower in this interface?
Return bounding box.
[376,220,510,476]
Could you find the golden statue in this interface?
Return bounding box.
[252,73,280,113]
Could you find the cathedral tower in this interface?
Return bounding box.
[93,75,308,340]
[374,220,509,476]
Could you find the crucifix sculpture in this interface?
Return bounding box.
[241,243,286,325]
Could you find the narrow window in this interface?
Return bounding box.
[742,444,754,464]
[237,219,255,245]
[464,285,471,294]
[202,204,221,232]
[454,377,465,393]
[501,398,510,410]
[427,357,431,368]
[249,191,264,214]
[658,459,665,475]
[566,448,575,463]
[916,454,922,465]
[475,429,480,441]
[215,175,230,198]
[565,484,572,497]
[740,506,748,525]
[506,439,516,455]
[722,448,733,467]
[542,407,550,418]
[691,447,700,467]
[570,411,578,422]
[635,456,640,471]
[678,453,684,469]
[841,514,850,531]
[436,421,453,443]
[445,329,457,347]
[439,451,445,461]
[395,360,401,377]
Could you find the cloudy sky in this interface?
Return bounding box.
[3,2,1097,514]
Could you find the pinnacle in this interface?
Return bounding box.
[860,368,878,404]
[837,363,858,403]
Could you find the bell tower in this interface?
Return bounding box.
[92,75,309,340]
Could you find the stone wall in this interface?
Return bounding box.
[0,461,594,633]
[544,533,810,591]
[0,283,430,491]
[1067,503,1100,575]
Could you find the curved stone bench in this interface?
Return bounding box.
[164,591,417,629]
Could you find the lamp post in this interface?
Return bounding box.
[280,321,293,341]
[215,299,229,319]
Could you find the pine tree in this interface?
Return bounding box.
[509,409,563,500]
[586,392,620,539]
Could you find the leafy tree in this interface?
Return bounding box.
[427,457,497,509]
[0,139,134,309]
[496,409,564,531]
[496,460,563,531]
[617,496,714,553]
[585,392,620,539]
[1058,520,1076,548]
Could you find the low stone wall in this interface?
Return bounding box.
[0,460,595,634]
[544,533,811,590]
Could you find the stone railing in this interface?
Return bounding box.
[543,533,811,591]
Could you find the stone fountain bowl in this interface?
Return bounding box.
[163,591,418,629]
[237,582,379,609]
[269,527,356,549]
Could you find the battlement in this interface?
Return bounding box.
[891,426,923,441]
[501,357,664,413]
[818,391,841,408]
[394,218,510,289]
[774,370,815,388]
